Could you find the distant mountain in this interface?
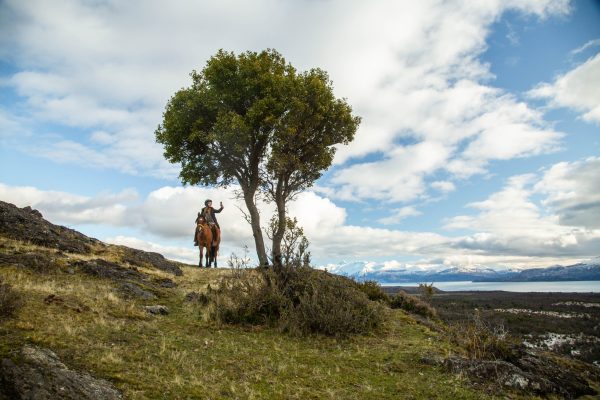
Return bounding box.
[321,258,600,283]
[475,258,600,282]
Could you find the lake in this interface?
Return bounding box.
[380,280,600,293]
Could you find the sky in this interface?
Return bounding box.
[1,0,599,272]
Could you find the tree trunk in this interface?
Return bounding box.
[271,179,286,270]
[243,192,269,266]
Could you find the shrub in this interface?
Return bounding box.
[447,311,518,361]
[207,266,386,337]
[0,278,23,320]
[389,290,437,319]
[355,280,390,303]
[418,283,435,303]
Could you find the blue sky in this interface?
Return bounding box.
[1,0,599,271]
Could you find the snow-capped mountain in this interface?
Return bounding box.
[318,257,600,283]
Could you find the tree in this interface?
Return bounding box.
[156,49,293,265]
[265,69,360,267]
[156,49,360,268]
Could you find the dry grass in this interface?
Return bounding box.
[0,241,507,399]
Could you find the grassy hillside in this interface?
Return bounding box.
[0,202,597,399]
[0,237,495,400]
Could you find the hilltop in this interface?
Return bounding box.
[0,201,597,399]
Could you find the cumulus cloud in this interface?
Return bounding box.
[431,181,456,193]
[444,166,600,258]
[2,172,597,268]
[528,53,600,124]
[0,183,136,225]
[1,0,572,198]
[377,206,422,225]
[330,141,451,202]
[535,157,600,228]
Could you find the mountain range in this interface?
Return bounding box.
[320,258,600,283]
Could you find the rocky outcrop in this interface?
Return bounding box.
[0,201,183,276]
[120,247,183,276]
[423,352,596,398]
[0,345,122,400]
[0,201,99,254]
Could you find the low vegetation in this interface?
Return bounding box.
[1,199,597,399]
[206,266,386,337]
[0,256,488,399]
[0,277,22,320]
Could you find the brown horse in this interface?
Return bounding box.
[195,218,213,268]
[210,224,221,268]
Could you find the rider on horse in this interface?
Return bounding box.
[194,199,223,246]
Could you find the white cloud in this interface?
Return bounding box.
[431,181,456,193]
[378,206,422,225]
[2,170,597,269]
[0,183,137,226]
[1,0,571,194]
[330,141,451,202]
[535,157,600,228]
[528,53,600,124]
[570,38,600,56]
[444,167,600,258]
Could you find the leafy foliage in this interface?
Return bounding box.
[155,49,359,265]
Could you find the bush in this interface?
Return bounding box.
[389,290,437,319]
[447,311,519,361]
[0,278,23,320]
[207,266,386,337]
[355,280,390,303]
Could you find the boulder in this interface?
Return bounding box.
[121,247,183,276]
[144,305,169,315]
[0,201,98,254]
[0,345,121,400]
[439,354,596,398]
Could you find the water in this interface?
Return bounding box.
[380,280,600,293]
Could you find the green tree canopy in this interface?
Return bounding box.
[156,49,360,267]
[266,68,360,267]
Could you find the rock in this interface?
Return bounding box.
[119,283,156,300]
[73,259,147,282]
[514,354,596,398]
[440,354,596,398]
[0,200,183,277]
[120,247,183,276]
[184,291,209,305]
[145,305,169,315]
[0,345,122,400]
[0,201,97,254]
[155,277,177,288]
[0,252,56,273]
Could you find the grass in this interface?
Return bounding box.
[0,243,531,399]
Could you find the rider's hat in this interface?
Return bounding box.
[204,199,212,206]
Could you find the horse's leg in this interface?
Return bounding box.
[199,247,204,268]
[212,246,218,268]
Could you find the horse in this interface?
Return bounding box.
[195,218,213,268]
[209,224,221,268]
